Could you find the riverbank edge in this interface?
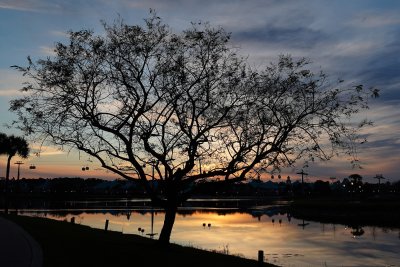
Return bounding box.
[0,213,277,267]
[289,197,400,228]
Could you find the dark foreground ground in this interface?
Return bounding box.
[1,214,276,267]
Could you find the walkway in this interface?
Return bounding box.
[0,215,42,267]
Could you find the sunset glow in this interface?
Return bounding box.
[1,1,400,182]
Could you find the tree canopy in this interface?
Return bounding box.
[0,132,7,156]
[10,12,378,244]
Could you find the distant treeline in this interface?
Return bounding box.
[0,177,145,198]
[0,177,399,199]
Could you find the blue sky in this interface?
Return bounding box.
[0,0,399,182]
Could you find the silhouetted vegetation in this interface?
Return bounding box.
[0,132,30,213]
[1,175,399,229]
[1,176,398,200]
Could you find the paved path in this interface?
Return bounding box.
[0,215,42,267]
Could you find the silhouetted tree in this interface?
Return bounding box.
[10,12,378,245]
[350,225,365,237]
[3,135,30,181]
[349,173,363,193]
[349,174,363,183]
[1,134,29,213]
[0,132,7,170]
[0,132,7,200]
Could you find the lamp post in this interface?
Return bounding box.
[14,161,24,180]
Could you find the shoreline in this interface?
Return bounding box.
[289,197,400,228]
[3,195,400,228]
[1,213,276,267]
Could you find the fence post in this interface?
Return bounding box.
[105,219,109,231]
[258,250,264,266]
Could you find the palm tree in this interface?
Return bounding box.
[2,134,29,213]
[0,132,8,193]
[4,135,30,181]
[0,133,7,158]
[0,131,7,161]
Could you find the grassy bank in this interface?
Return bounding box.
[290,197,400,228]
[2,214,275,267]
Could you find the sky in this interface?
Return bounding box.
[0,0,399,183]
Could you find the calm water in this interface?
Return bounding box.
[15,200,400,267]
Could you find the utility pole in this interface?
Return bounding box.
[150,159,159,186]
[198,158,202,175]
[296,169,308,195]
[14,161,24,180]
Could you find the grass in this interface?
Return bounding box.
[2,214,276,267]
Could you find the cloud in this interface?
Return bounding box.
[0,0,61,12]
[0,0,38,11]
[39,45,56,56]
[120,0,169,10]
[359,103,400,152]
[0,69,24,96]
[31,145,66,156]
[0,88,20,96]
[350,12,400,28]
[1,0,399,181]
[234,25,325,49]
[49,30,69,37]
[328,40,383,57]
[354,46,400,101]
[307,102,400,181]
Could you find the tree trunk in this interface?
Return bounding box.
[6,155,12,180]
[4,155,12,214]
[158,203,178,246]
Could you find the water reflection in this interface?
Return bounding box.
[350,225,365,238]
[14,204,400,267]
[146,209,158,238]
[297,219,310,229]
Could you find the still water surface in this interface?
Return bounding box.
[16,199,400,267]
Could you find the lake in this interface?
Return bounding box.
[13,199,400,266]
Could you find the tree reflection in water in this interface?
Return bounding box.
[350,225,365,238]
